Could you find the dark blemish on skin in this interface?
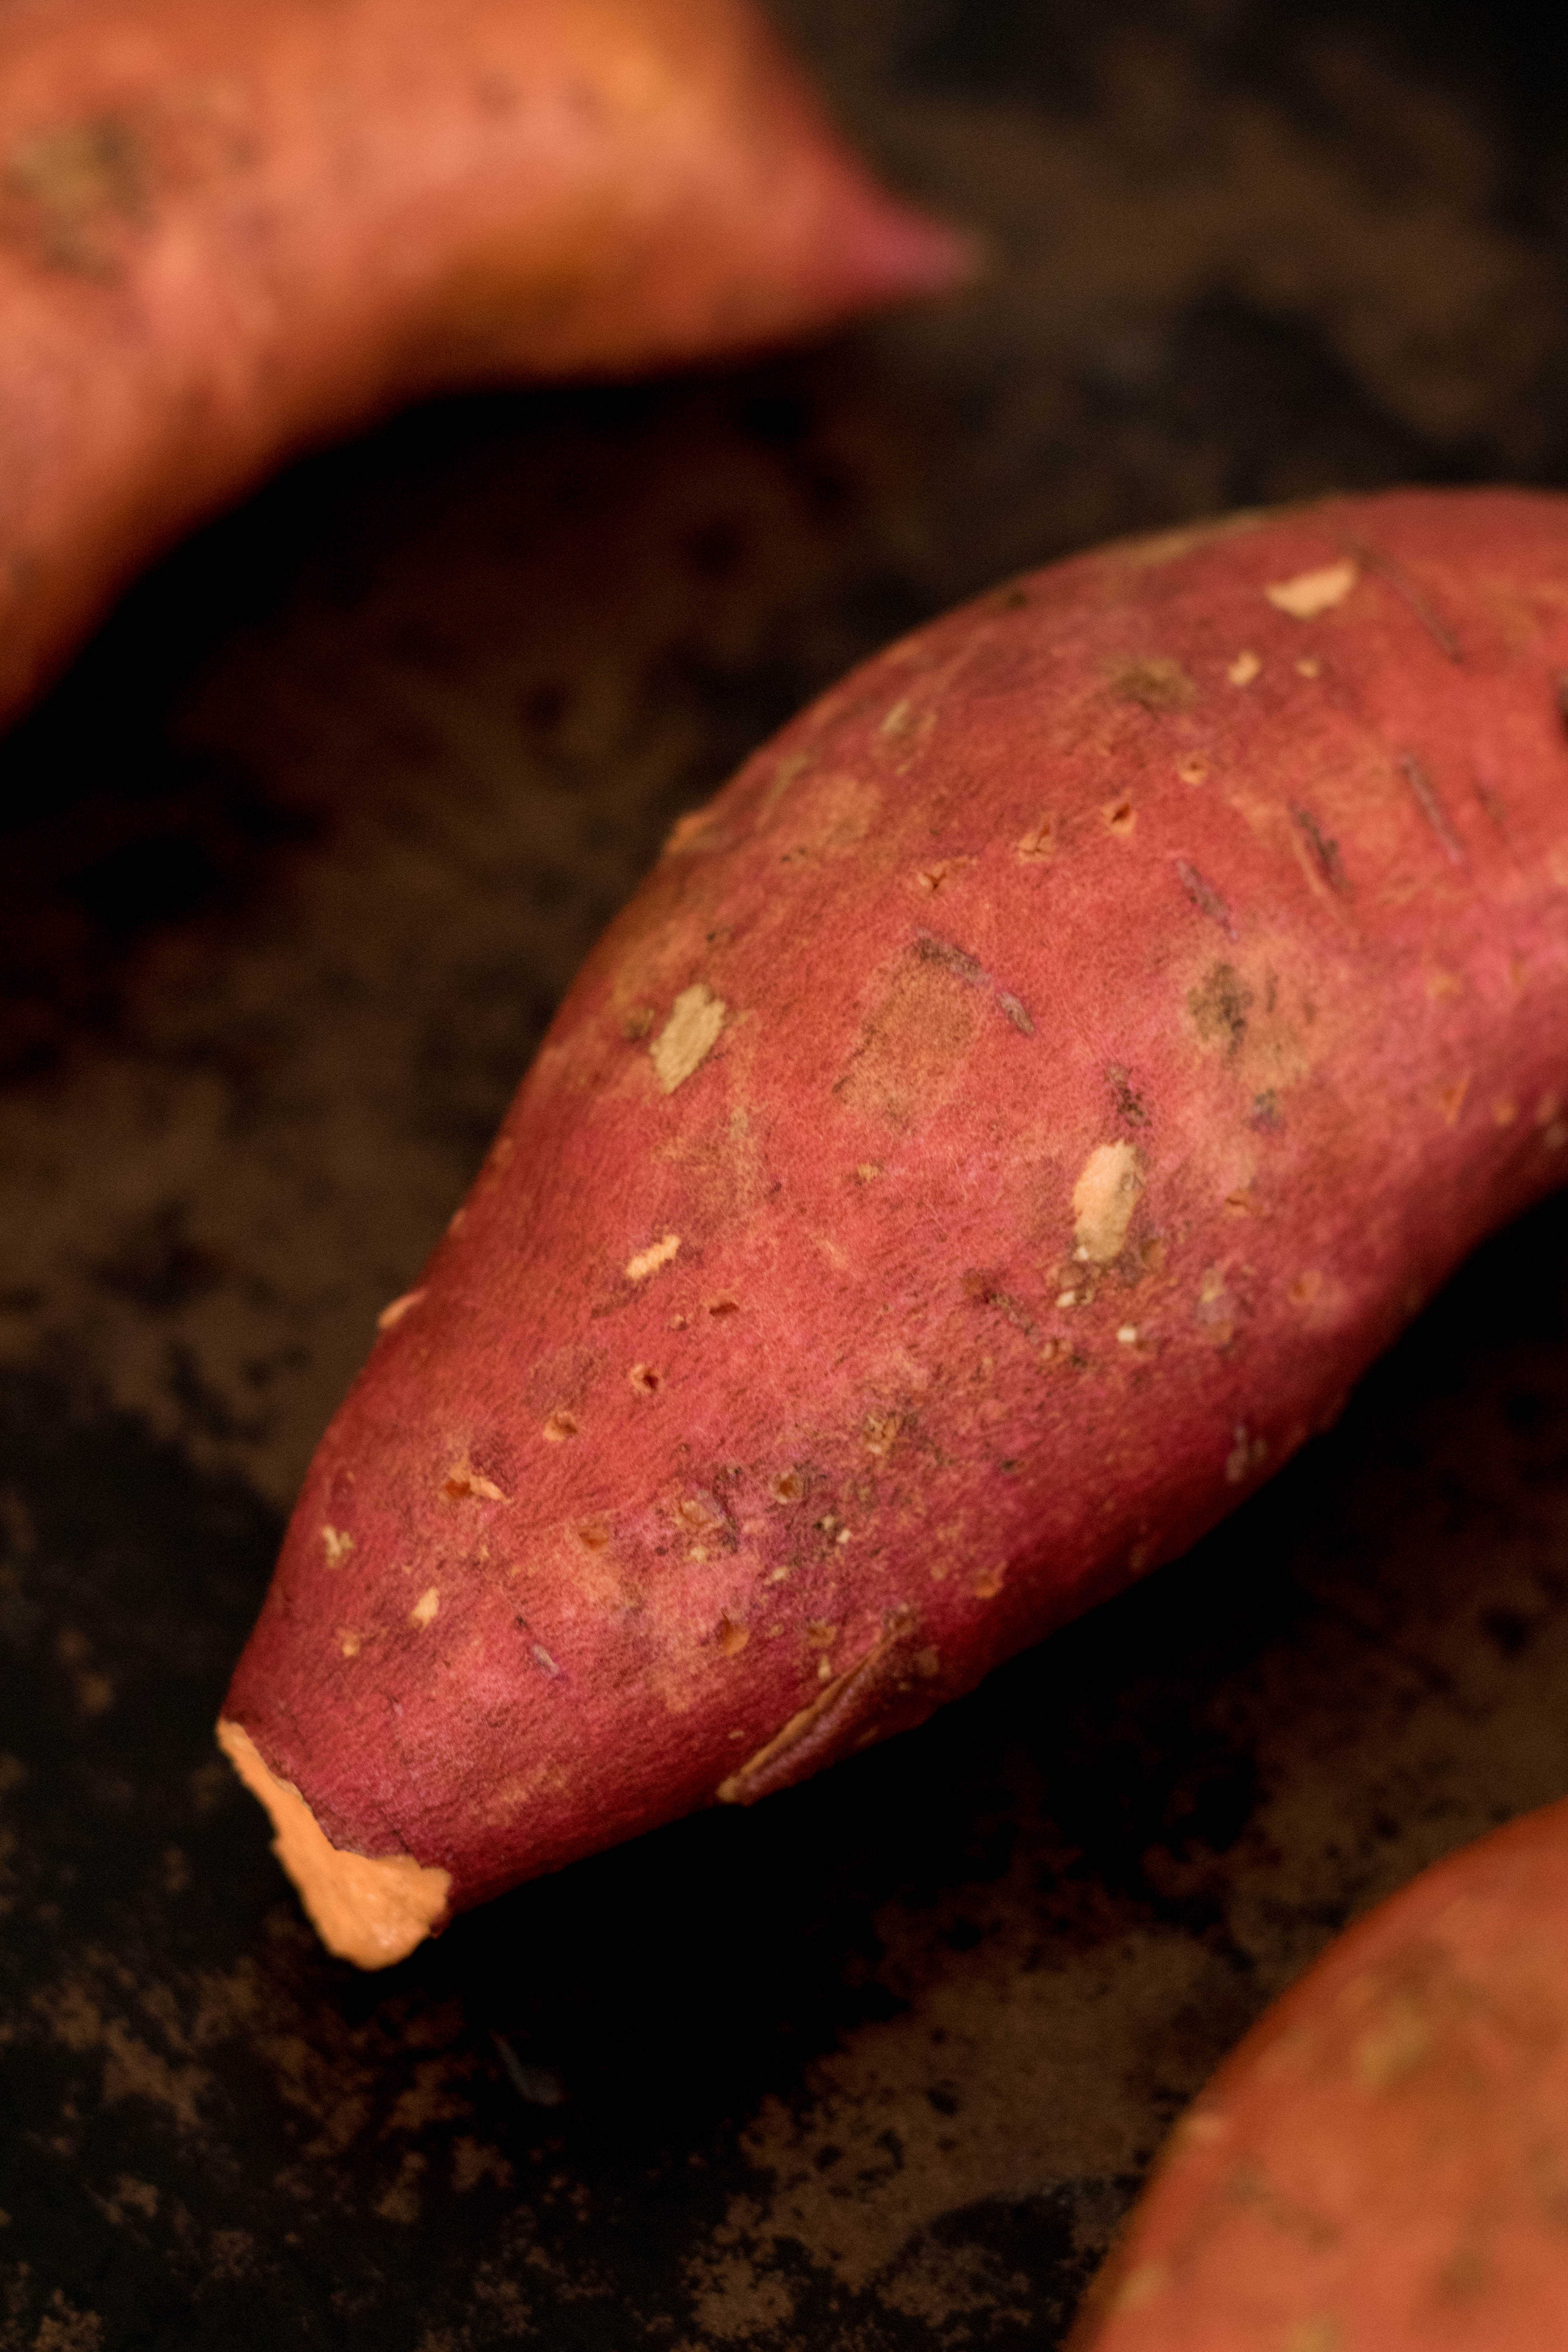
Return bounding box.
[1106,656,1198,713]
[1250,1091,1282,1131]
[1473,776,1511,837]
[1292,806,1349,894]
[1400,755,1465,866]
[995,585,1029,612]
[916,933,984,986]
[1351,542,1462,663]
[1188,964,1254,1054]
[4,115,150,279]
[1108,1065,1147,1126]
[718,1604,925,1803]
[962,1270,1044,1346]
[1174,857,1237,939]
[915,933,1035,1036]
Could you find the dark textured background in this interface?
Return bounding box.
[6,2,1568,2345]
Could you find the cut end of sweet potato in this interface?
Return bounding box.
[216,1718,450,1969]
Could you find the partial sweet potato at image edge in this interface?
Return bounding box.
[0,0,968,726]
[219,486,1568,1966]
[1071,1793,1568,2349]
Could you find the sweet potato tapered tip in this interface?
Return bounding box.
[818,191,983,308]
[216,1719,450,1969]
[221,487,1568,1963]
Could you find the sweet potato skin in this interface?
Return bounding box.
[0,0,965,722]
[1069,1795,1568,2348]
[221,486,1568,1953]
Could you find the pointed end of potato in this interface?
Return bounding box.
[216,1718,451,1970]
[835,191,985,307]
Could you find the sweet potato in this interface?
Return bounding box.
[219,485,1568,1965]
[1069,1794,1568,2348]
[0,0,967,726]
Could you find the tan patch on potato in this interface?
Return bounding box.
[1265,557,1359,617]
[651,984,726,1093]
[1228,650,1261,685]
[837,949,984,1127]
[1072,1142,1143,1263]
[409,1587,439,1628]
[1106,655,1197,713]
[776,769,881,859]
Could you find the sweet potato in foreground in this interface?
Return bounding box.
[0,0,966,726]
[1070,1794,1568,2349]
[221,487,1568,1965]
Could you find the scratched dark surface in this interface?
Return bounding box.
[6,1,1568,2345]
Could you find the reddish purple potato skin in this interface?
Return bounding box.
[1070,1795,1568,2350]
[222,487,1568,1955]
[0,0,967,725]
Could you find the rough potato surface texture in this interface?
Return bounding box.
[1071,1794,1568,2348]
[0,0,963,722]
[222,487,1568,1960]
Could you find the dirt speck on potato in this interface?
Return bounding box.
[1189,963,1254,1054]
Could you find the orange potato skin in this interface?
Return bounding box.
[1070,1794,1568,2349]
[0,0,966,722]
[221,486,1568,1948]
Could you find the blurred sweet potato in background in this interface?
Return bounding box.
[0,0,967,728]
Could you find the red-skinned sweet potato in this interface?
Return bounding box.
[219,485,1568,1965]
[0,0,967,725]
[1069,1793,1568,2349]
